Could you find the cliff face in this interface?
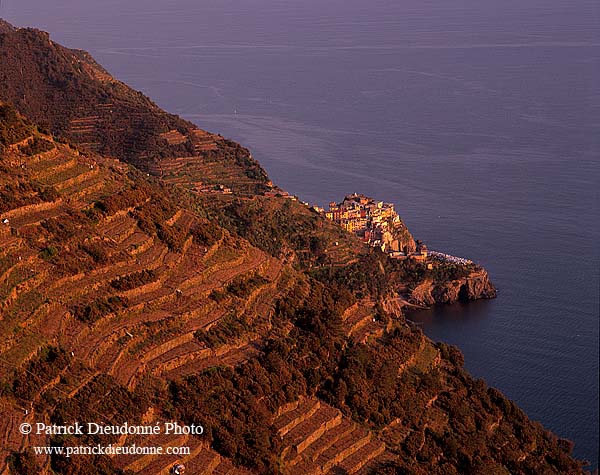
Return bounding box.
[410,268,496,306]
[383,218,416,254]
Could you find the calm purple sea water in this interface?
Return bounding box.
[4,0,599,467]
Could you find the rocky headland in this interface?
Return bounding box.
[409,267,496,306]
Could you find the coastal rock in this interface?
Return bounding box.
[381,295,405,317]
[459,268,497,300]
[408,279,437,307]
[409,268,496,306]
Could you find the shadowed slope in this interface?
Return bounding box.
[0,21,269,194]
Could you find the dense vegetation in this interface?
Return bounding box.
[0,180,59,213]
[204,195,352,264]
[49,375,150,475]
[18,135,54,155]
[190,220,222,247]
[194,311,252,348]
[0,103,34,152]
[35,209,116,275]
[170,276,582,474]
[109,269,158,291]
[310,251,391,298]
[72,296,129,323]
[8,346,70,401]
[3,275,582,474]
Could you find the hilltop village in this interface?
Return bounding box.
[318,193,426,260]
[315,193,474,266]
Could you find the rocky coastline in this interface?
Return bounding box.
[409,267,497,307]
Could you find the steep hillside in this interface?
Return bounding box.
[0,20,410,267]
[0,22,268,194]
[0,106,292,474]
[0,19,480,301]
[0,106,586,475]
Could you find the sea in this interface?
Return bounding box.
[3,0,599,468]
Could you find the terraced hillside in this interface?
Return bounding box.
[0,109,292,474]
[1,114,585,475]
[197,192,374,271]
[274,397,393,475]
[0,22,589,473]
[0,20,413,267]
[110,430,255,475]
[0,22,269,193]
[0,20,421,280]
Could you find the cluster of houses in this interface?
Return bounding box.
[324,193,397,234]
[318,193,429,262]
[264,189,298,201]
[194,183,233,194]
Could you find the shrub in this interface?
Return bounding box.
[72,296,128,323]
[156,222,187,251]
[190,221,222,247]
[0,182,59,213]
[18,136,54,155]
[41,212,85,241]
[39,245,59,260]
[195,312,251,348]
[80,242,109,264]
[0,104,33,146]
[7,450,40,475]
[109,269,157,291]
[209,289,228,303]
[93,186,149,215]
[12,347,70,400]
[437,342,465,367]
[226,273,268,299]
